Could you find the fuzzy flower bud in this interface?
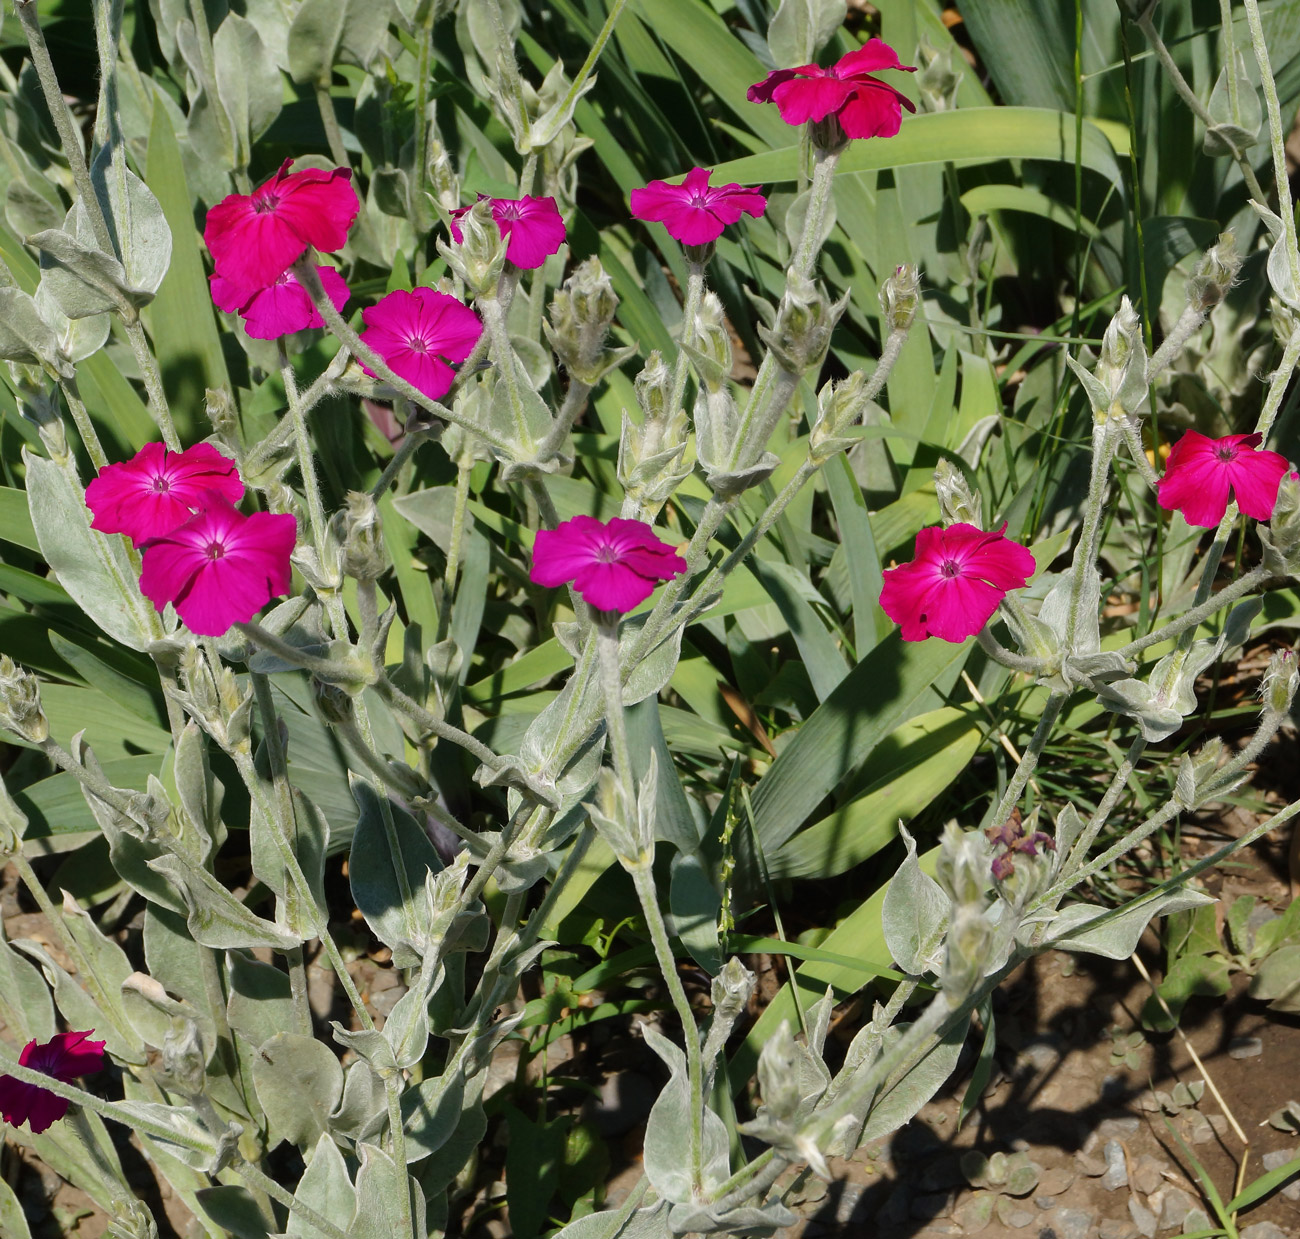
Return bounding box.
[543,258,632,386]
[916,37,962,112]
[759,277,846,374]
[333,490,386,582]
[934,821,991,909]
[942,906,994,1004]
[880,264,921,334]
[1261,647,1299,717]
[0,655,48,743]
[685,292,734,393]
[1261,468,1300,577]
[618,352,691,518]
[163,1019,207,1095]
[1175,736,1236,809]
[809,371,872,464]
[204,387,239,440]
[1273,296,1300,349]
[934,458,983,528]
[0,770,29,854]
[312,676,355,725]
[1065,295,1149,421]
[427,138,460,212]
[1187,233,1241,312]
[438,199,507,297]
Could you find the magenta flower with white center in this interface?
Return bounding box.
[138,496,297,637]
[1156,430,1290,528]
[449,195,567,269]
[879,523,1036,643]
[203,160,359,292]
[358,288,483,402]
[629,167,768,246]
[748,38,917,139]
[531,515,687,613]
[85,441,244,547]
[210,264,350,340]
[0,1030,105,1134]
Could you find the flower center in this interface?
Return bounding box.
[1216,445,1238,462]
[689,193,710,208]
[152,476,171,494]
[595,544,620,564]
[204,540,227,561]
[940,558,963,579]
[252,193,280,214]
[405,334,431,354]
[496,202,522,221]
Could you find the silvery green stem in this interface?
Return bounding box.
[597,618,706,1189]
[412,5,437,226]
[1060,733,1146,877]
[1205,700,1291,789]
[482,0,530,141]
[1064,420,1119,651]
[861,328,908,406]
[250,671,317,1036]
[384,1077,414,1228]
[792,145,841,280]
[1255,326,1300,441]
[518,824,594,951]
[1136,9,1266,203]
[58,377,110,471]
[975,627,1049,675]
[1219,0,1242,120]
[537,375,592,462]
[1116,563,1273,659]
[370,425,434,500]
[987,693,1066,831]
[551,0,630,134]
[124,321,182,450]
[0,1048,215,1155]
[293,259,515,456]
[670,262,706,417]
[1243,0,1300,294]
[233,1159,352,1239]
[709,1151,788,1216]
[279,346,331,559]
[1118,416,1160,489]
[1149,303,1207,376]
[314,84,351,172]
[235,622,360,680]
[373,673,509,772]
[14,0,114,255]
[438,463,473,641]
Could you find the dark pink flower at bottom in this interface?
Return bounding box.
[748,38,917,139]
[0,1031,105,1134]
[138,497,297,636]
[85,442,244,547]
[358,288,483,402]
[1156,430,1290,528]
[449,195,567,269]
[629,167,768,246]
[879,523,1036,643]
[531,515,687,613]
[210,265,350,340]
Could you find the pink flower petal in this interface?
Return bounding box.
[835,81,914,139]
[529,516,686,613]
[496,196,566,270]
[1,1031,104,1134]
[572,561,659,612]
[770,73,857,125]
[835,38,916,77]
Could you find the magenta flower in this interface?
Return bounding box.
[879,523,1036,644]
[748,38,917,139]
[629,167,768,246]
[449,195,567,269]
[531,515,687,613]
[203,160,359,292]
[210,264,350,340]
[85,442,243,547]
[1156,430,1290,528]
[138,496,297,636]
[0,1031,105,1134]
[358,288,483,402]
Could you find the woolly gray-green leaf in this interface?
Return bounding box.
[252,1032,345,1151]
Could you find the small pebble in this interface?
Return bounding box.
[1037,1167,1075,1196]
[1158,1186,1194,1230]
[1128,1197,1158,1239]
[1097,1116,1142,1139]
[1034,1196,1057,1211]
[1055,1207,1096,1239]
[1102,1139,1128,1191]
[1239,1224,1289,1239]
[1131,1155,1166,1196]
[1228,1036,1264,1060]
[1261,1148,1300,1201]
[1183,1207,1212,1234]
[1075,1150,1108,1177]
[1021,1041,1061,1072]
[1098,1221,1139,1239]
[922,1223,962,1237]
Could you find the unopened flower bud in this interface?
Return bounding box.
[942,906,994,1004]
[755,1021,803,1122]
[333,490,386,582]
[760,276,846,373]
[205,387,239,439]
[0,655,48,743]
[216,665,254,748]
[1261,468,1300,576]
[619,357,691,519]
[1187,233,1241,311]
[543,258,632,386]
[809,113,849,155]
[1175,736,1232,808]
[1273,296,1300,349]
[0,771,28,854]
[1066,295,1149,421]
[313,676,354,725]
[916,37,962,112]
[685,292,733,393]
[163,1019,206,1094]
[438,199,508,297]
[934,458,983,528]
[1261,647,1299,716]
[427,139,460,212]
[711,957,756,1027]
[934,821,991,909]
[880,264,921,334]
